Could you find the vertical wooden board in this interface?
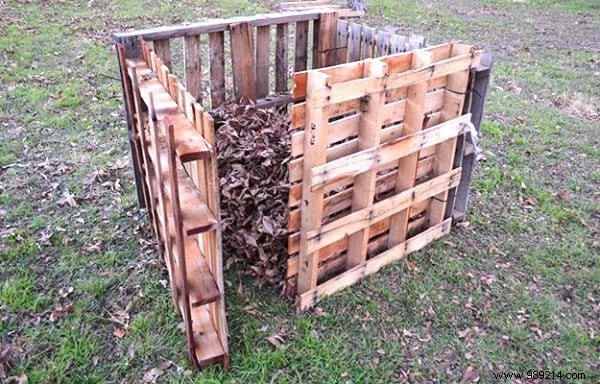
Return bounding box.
[313,11,338,68]
[376,30,391,57]
[297,71,331,295]
[256,25,270,98]
[347,22,362,62]
[295,21,309,72]
[360,26,375,59]
[230,22,257,101]
[184,35,202,103]
[311,18,320,69]
[408,35,425,50]
[153,39,172,71]
[275,23,289,93]
[346,60,388,269]
[335,20,349,64]
[429,46,472,226]
[208,32,226,108]
[389,34,406,54]
[387,50,433,247]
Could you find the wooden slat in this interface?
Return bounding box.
[190,304,226,366]
[113,10,325,41]
[292,42,462,100]
[304,169,461,255]
[313,11,338,68]
[129,58,212,162]
[309,114,470,190]
[183,237,220,307]
[388,50,433,247]
[376,30,391,57]
[287,155,435,233]
[294,20,309,72]
[153,39,172,71]
[389,34,406,54]
[164,116,197,365]
[296,219,452,310]
[208,32,226,108]
[296,71,331,294]
[346,60,387,268]
[335,20,349,64]
[184,35,202,102]
[347,22,362,62]
[428,44,472,226]
[360,26,375,59]
[256,25,270,98]
[275,23,289,92]
[310,50,481,107]
[230,22,257,101]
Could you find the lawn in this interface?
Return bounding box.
[1,0,598,383]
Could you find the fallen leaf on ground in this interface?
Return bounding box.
[461,366,480,382]
[113,328,127,339]
[49,303,74,322]
[141,367,164,383]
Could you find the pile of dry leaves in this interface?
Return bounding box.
[211,103,291,293]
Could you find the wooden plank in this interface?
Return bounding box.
[408,35,426,50]
[190,303,226,366]
[428,44,472,226]
[454,52,492,221]
[153,39,172,71]
[376,30,391,57]
[130,59,213,162]
[230,22,257,101]
[292,42,464,100]
[184,35,202,102]
[287,154,435,233]
[313,11,338,68]
[310,50,481,107]
[275,23,289,93]
[183,237,220,307]
[113,10,325,41]
[346,60,387,269]
[360,26,375,59]
[347,22,362,62]
[256,25,270,98]
[309,114,470,190]
[208,32,226,108]
[296,219,452,310]
[294,21,309,72]
[290,89,445,153]
[388,50,433,247]
[305,169,461,255]
[164,116,196,365]
[389,34,406,54]
[117,43,147,210]
[335,20,349,64]
[296,71,331,295]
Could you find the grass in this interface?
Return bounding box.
[1,0,599,383]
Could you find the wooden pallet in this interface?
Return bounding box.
[117,41,228,367]
[288,42,482,309]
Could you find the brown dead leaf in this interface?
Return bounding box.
[113,328,127,339]
[558,190,570,201]
[0,344,15,379]
[266,333,285,348]
[57,190,77,207]
[141,367,164,383]
[461,366,480,382]
[49,303,74,322]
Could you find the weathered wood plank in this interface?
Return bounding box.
[313,11,338,68]
[208,32,226,108]
[388,50,433,247]
[296,219,452,310]
[275,23,289,92]
[153,39,172,71]
[230,22,257,101]
[346,60,388,268]
[335,20,349,64]
[376,30,391,57]
[184,35,202,102]
[256,25,270,98]
[360,26,376,59]
[296,71,331,295]
[309,114,470,190]
[294,21,309,72]
[347,22,362,62]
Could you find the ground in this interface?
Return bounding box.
[0,0,598,383]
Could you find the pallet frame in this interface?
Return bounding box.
[113,9,491,368]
